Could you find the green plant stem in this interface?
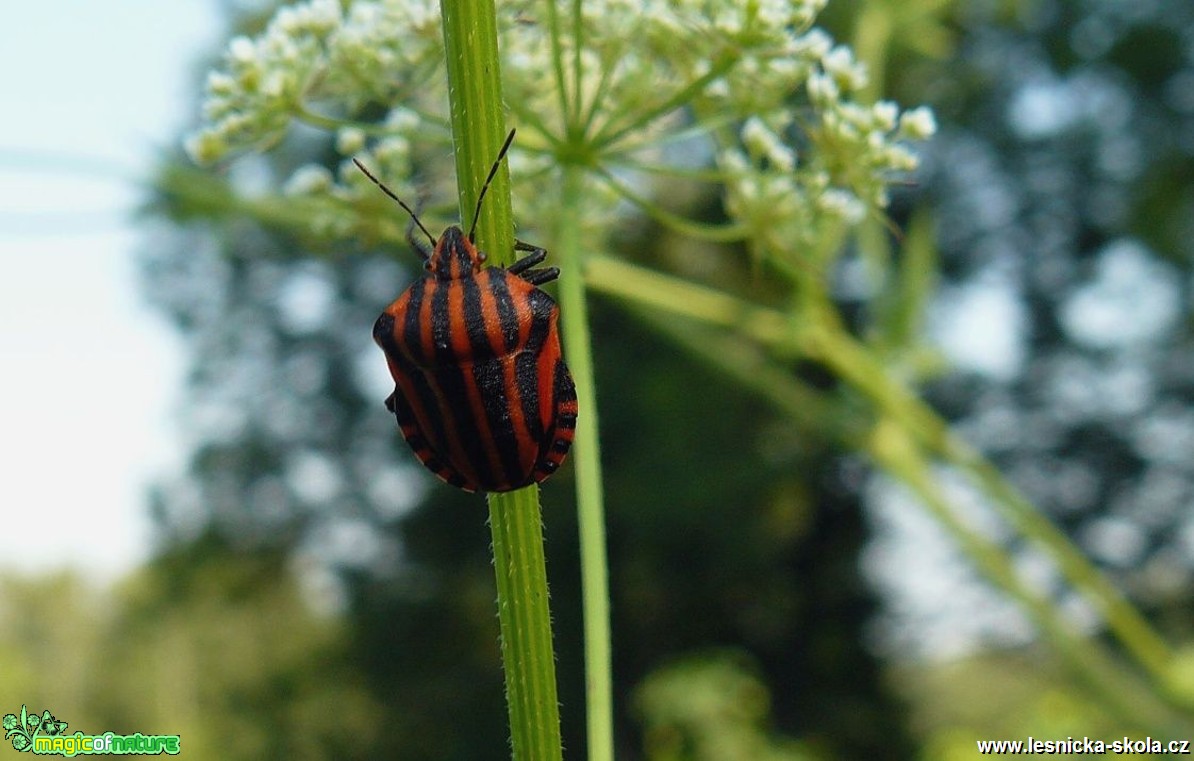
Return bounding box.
[639,310,1189,735]
[851,3,894,102]
[593,168,751,243]
[544,0,573,132]
[593,52,738,150]
[800,294,1178,690]
[440,1,563,758]
[584,257,1185,709]
[584,256,791,345]
[486,489,564,760]
[867,419,1189,735]
[441,3,513,249]
[637,301,1191,736]
[555,167,614,761]
[569,0,584,129]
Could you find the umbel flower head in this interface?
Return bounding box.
[187,0,934,265]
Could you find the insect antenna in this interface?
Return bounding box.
[466,128,517,242]
[353,158,437,249]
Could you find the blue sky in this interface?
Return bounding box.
[0,1,221,578]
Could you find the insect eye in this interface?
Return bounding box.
[478,251,487,262]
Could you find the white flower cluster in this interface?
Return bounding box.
[499,0,833,139]
[186,0,442,165]
[186,0,343,164]
[715,35,936,260]
[186,0,934,260]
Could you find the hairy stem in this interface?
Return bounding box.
[441,0,563,758]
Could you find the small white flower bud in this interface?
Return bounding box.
[336,128,366,156]
[818,188,866,223]
[899,106,938,139]
[228,36,256,64]
[284,165,334,196]
[872,101,899,131]
[184,130,228,165]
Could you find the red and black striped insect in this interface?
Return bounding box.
[356,130,577,493]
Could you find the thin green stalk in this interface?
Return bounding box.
[569,0,585,129]
[950,437,1182,693]
[441,3,513,249]
[800,296,1180,692]
[638,312,866,445]
[592,53,738,150]
[440,1,563,758]
[556,168,614,761]
[640,305,1191,736]
[602,159,731,183]
[592,168,751,243]
[839,0,1180,701]
[579,48,618,137]
[544,0,573,132]
[851,3,894,103]
[294,104,432,135]
[584,257,1186,711]
[868,420,1189,735]
[584,256,791,345]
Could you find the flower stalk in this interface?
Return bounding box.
[441,0,563,758]
[555,165,614,761]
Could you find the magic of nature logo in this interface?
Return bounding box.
[3,706,179,756]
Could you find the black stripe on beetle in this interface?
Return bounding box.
[357,130,577,493]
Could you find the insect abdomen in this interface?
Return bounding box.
[374,268,573,492]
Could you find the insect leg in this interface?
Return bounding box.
[508,239,549,275]
[517,267,560,286]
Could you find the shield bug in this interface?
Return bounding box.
[357,130,577,493]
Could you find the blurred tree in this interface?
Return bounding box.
[0,549,382,760]
[0,573,109,728]
[96,533,383,759]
